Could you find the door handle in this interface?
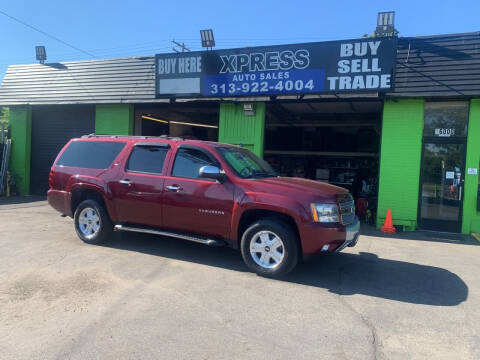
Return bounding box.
[166,185,183,192]
[119,179,132,186]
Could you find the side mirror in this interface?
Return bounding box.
[199,165,226,183]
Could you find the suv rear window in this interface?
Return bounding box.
[56,141,126,169]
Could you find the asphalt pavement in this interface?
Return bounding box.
[0,198,478,359]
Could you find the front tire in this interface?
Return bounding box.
[240,219,299,278]
[74,199,112,244]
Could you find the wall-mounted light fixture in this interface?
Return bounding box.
[243,103,255,116]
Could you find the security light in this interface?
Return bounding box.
[243,103,255,116]
[376,12,395,37]
[378,11,394,27]
[35,46,46,64]
[200,29,215,49]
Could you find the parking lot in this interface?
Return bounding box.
[0,198,479,360]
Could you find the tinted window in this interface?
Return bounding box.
[172,148,218,179]
[126,145,169,174]
[57,141,126,169]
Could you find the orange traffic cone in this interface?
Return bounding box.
[381,209,396,233]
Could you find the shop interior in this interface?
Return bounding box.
[264,100,382,223]
[134,102,219,141]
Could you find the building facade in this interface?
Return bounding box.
[0,31,479,234]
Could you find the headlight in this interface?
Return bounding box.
[311,203,339,223]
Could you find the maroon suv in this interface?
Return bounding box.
[48,135,359,277]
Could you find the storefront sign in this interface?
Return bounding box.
[155,37,397,98]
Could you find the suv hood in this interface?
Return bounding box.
[242,176,349,202]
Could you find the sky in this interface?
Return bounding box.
[0,0,479,80]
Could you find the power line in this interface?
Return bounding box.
[85,41,173,53]
[172,40,191,53]
[0,40,173,62]
[49,45,173,59]
[0,29,345,67]
[0,9,97,59]
[0,45,172,65]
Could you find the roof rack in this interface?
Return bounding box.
[81,133,184,141]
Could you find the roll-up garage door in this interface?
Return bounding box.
[30,105,95,195]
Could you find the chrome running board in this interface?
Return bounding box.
[114,224,226,247]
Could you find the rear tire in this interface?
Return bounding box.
[240,219,299,278]
[74,199,112,244]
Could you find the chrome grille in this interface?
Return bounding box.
[338,197,355,226]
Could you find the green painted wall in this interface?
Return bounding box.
[95,104,134,135]
[9,106,32,195]
[218,102,265,157]
[462,99,480,234]
[377,99,424,230]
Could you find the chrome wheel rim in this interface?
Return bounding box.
[78,207,101,239]
[249,230,285,269]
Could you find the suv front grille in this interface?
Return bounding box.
[338,196,355,226]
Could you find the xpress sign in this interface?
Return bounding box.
[155,37,397,98]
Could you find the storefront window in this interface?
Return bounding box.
[424,102,469,138]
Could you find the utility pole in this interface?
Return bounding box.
[172,40,191,53]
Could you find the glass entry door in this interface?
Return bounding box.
[419,142,465,232]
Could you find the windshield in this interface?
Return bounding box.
[216,146,277,179]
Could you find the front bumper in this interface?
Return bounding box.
[335,220,360,252]
[300,218,360,254]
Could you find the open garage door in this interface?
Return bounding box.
[30,105,94,195]
[264,100,382,223]
[134,102,219,140]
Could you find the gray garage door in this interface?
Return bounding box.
[30,105,95,195]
